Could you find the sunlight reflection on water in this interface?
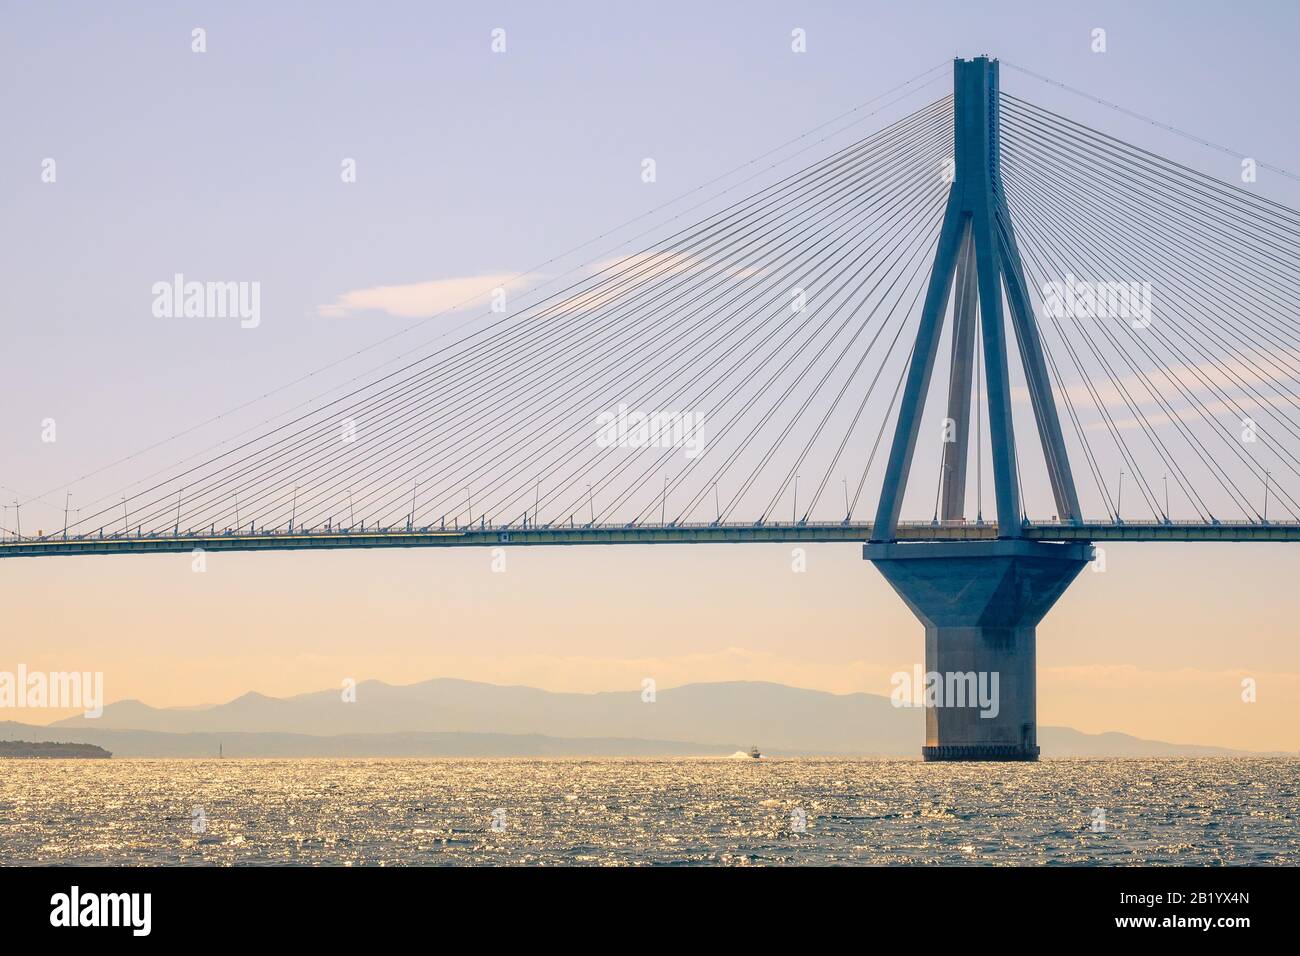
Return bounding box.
[3,758,1296,866]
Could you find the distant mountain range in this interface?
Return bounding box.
[1,723,731,758]
[3,678,1267,758]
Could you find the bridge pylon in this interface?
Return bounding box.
[864,57,1092,761]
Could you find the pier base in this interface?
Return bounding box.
[863,539,1092,761]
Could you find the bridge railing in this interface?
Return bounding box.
[6,517,1300,558]
[6,515,1300,545]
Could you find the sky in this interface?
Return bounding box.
[1,1,1298,751]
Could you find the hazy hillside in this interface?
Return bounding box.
[58,679,918,753]
[43,679,1267,757]
[1,722,735,758]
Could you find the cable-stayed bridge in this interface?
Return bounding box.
[2,519,1298,560]
[5,58,1299,760]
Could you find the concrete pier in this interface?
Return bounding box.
[863,539,1092,761]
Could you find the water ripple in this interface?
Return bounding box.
[2,758,1296,866]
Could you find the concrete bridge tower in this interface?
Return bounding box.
[864,57,1092,761]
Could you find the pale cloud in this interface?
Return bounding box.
[1083,391,1300,433]
[562,250,771,314]
[316,251,772,322]
[317,272,522,318]
[1010,345,1300,434]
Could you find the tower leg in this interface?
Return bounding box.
[940,226,978,522]
[863,540,1091,761]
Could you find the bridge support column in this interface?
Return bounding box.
[863,539,1091,761]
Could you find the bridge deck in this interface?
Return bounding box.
[3,520,1300,559]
